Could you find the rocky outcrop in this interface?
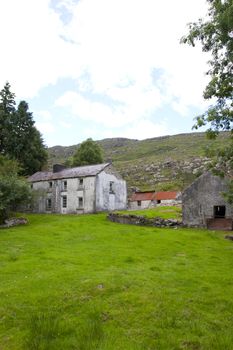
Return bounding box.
[119,157,211,188]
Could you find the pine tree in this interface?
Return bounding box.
[0,83,47,175]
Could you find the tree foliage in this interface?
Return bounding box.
[181,0,233,136]
[72,138,103,166]
[181,0,233,201]
[0,156,31,223]
[0,82,47,175]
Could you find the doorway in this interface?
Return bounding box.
[214,206,226,218]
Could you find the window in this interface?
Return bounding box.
[63,180,67,191]
[62,195,67,208]
[31,184,33,189]
[157,200,161,204]
[49,181,53,189]
[78,197,83,208]
[109,181,114,194]
[214,205,226,218]
[137,200,141,206]
[46,198,52,210]
[78,178,84,188]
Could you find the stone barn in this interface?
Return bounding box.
[28,163,127,214]
[182,172,233,230]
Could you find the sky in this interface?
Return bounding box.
[0,0,211,147]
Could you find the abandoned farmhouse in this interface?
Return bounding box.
[28,161,233,231]
[182,172,233,230]
[28,163,127,214]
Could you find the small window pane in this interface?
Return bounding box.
[62,196,67,208]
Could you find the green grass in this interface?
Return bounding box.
[1,213,233,349]
[118,206,182,219]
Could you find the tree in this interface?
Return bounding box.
[0,82,16,154]
[181,0,233,201]
[72,138,103,166]
[0,82,47,175]
[0,156,31,224]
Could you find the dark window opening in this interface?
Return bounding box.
[46,198,52,210]
[109,181,114,194]
[137,201,141,206]
[62,196,67,208]
[63,181,67,191]
[49,181,53,188]
[214,205,226,218]
[79,178,83,186]
[157,200,161,204]
[78,197,83,208]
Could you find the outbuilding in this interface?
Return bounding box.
[182,172,233,230]
[129,191,181,210]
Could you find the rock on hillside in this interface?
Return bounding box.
[47,132,229,191]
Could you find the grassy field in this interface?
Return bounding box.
[1,213,233,349]
[118,206,182,219]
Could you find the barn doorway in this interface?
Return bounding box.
[214,205,226,218]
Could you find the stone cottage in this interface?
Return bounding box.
[28,163,127,214]
[182,172,233,230]
[129,191,181,210]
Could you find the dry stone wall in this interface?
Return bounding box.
[108,213,182,228]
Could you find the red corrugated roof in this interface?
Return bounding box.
[155,191,178,200]
[130,191,178,201]
[131,192,156,201]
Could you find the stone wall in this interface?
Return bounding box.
[107,213,182,228]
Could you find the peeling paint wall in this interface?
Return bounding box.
[95,167,127,212]
[32,176,96,214]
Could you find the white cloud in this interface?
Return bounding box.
[59,121,72,128]
[0,0,210,144]
[36,110,53,121]
[36,121,55,135]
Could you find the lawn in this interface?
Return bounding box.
[0,213,233,349]
[117,206,182,219]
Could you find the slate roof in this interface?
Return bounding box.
[28,163,110,182]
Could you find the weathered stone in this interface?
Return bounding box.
[0,217,28,228]
[225,235,233,241]
[107,213,182,228]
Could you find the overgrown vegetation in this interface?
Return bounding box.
[0,156,31,224]
[1,213,233,349]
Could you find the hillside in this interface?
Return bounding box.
[48,132,229,191]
